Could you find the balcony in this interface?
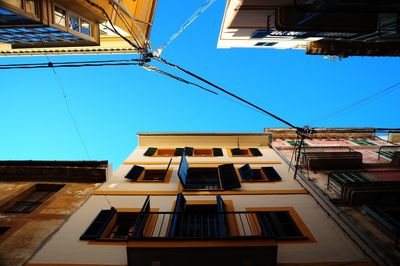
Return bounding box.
[298,147,362,171]
[81,194,313,265]
[327,171,400,205]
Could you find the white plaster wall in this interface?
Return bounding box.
[30,194,367,265]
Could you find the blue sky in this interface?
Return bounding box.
[0,0,399,168]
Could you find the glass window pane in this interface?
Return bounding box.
[69,13,79,32]
[25,0,36,14]
[81,20,91,36]
[54,6,66,26]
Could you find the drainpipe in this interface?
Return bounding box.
[272,146,394,266]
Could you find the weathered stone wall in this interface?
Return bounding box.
[0,182,101,266]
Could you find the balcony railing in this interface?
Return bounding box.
[94,211,292,242]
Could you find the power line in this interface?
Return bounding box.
[0,60,141,70]
[47,58,91,159]
[141,64,217,95]
[153,56,299,129]
[311,81,400,125]
[154,0,216,57]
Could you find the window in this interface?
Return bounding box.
[81,196,151,241]
[228,148,263,157]
[69,12,79,31]
[168,194,229,238]
[254,42,278,47]
[239,164,282,182]
[24,0,35,14]
[125,159,172,182]
[54,5,66,26]
[256,211,306,240]
[4,184,64,213]
[101,212,139,240]
[143,147,224,157]
[178,155,241,191]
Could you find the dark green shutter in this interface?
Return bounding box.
[239,164,254,181]
[168,193,186,238]
[174,148,184,156]
[219,164,241,190]
[125,165,145,181]
[144,147,157,156]
[261,167,282,181]
[177,155,189,188]
[133,195,150,238]
[80,208,116,240]
[212,148,223,157]
[216,195,228,237]
[184,147,194,156]
[249,148,262,156]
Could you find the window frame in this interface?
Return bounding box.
[125,159,173,183]
[177,155,241,191]
[168,194,238,238]
[227,148,263,157]
[1,0,39,20]
[82,196,159,243]
[49,1,95,39]
[144,147,224,157]
[1,183,64,214]
[246,207,315,243]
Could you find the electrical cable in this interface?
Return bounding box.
[141,64,217,96]
[154,0,216,57]
[109,3,143,48]
[0,60,141,70]
[154,56,299,129]
[84,0,143,52]
[46,57,91,159]
[311,81,400,125]
[109,0,153,51]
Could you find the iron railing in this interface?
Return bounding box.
[96,211,279,241]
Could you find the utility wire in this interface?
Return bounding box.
[0,61,141,70]
[141,64,217,95]
[109,3,142,47]
[46,58,91,159]
[311,81,400,125]
[109,0,152,51]
[154,56,299,129]
[84,0,144,52]
[154,0,216,57]
[109,0,153,51]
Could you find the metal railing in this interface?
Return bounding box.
[133,211,276,240]
[377,145,400,160]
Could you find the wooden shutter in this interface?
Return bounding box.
[125,165,145,181]
[249,148,262,156]
[168,193,186,238]
[133,195,150,238]
[162,158,173,180]
[177,155,189,188]
[238,164,254,181]
[174,148,184,156]
[144,147,157,156]
[216,195,228,237]
[80,208,116,240]
[212,148,223,157]
[184,147,194,156]
[261,167,282,181]
[219,164,241,190]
